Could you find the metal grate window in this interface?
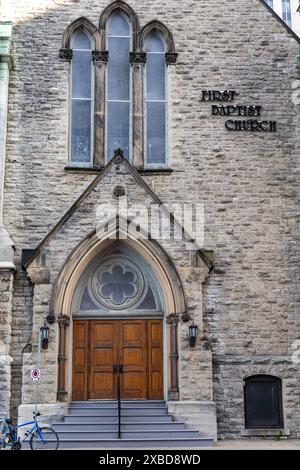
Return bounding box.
[244,375,284,429]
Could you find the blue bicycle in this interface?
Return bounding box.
[1,411,59,450]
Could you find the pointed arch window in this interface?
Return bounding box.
[145,32,167,167]
[61,7,177,170]
[106,12,131,161]
[70,30,93,165]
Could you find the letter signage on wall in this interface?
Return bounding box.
[201,90,277,132]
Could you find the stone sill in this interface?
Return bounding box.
[64,165,103,174]
[64,165,173,175]
[241,429,290,438]
[139,168,173,175]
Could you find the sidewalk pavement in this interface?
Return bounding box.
[207,439,300,450]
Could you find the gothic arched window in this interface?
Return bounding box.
[244,375,283,429]
[70,30,93,165]
[106,12,131,161]
[145,32,167,167]
[61,7,177,169]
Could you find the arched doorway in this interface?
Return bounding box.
[71,241,164,400]
[53,232,186,403]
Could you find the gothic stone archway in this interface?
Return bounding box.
[71,241,165,400]
[52,232,186,402]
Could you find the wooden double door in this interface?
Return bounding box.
[72,319,164,400]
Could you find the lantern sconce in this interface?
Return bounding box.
[189,322,199,348]
[40,324,49,350]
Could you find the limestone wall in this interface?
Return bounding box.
[1,0,299,436]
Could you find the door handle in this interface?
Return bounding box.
[113,364,124,374]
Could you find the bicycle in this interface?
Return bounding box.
[0,411,59,450]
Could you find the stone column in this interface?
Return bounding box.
[167,313,180,400]
[57,315,70,402]
[130,52,146,168]
[0,22,15,269]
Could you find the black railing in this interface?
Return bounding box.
[114,364,123,439]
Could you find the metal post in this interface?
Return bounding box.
[114,364,123,439]
[35,329,41,416]
[117,370,121,439]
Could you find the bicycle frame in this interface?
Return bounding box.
[1,416,45,448]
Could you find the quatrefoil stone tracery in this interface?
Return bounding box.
[99,264,138,305]
[91,258,144,310]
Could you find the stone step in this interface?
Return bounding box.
[68,407,168,416]
[46,400,214,449]
[53,422,186,431]
[52,430,201,439]
[70,401,165,407]
[64,414,174,424]
[52,437,213,449]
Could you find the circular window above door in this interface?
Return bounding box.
[91,257,145,310]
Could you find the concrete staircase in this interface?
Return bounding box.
[51,401,214,449]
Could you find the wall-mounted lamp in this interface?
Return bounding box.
[189,322,199,348]
[40,324,49,350]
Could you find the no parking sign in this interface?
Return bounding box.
[30,369,41,381]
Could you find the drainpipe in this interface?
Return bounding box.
[0,21,15,269]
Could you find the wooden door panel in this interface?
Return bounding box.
[148,320,164,399]
[89,321,118,399]
[120,320,147,399]
[73,319,164,400]
[72,321,89,401]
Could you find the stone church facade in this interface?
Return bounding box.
[0,0,300,441]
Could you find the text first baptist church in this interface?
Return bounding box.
[0,0,299,445]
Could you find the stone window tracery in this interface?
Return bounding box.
[74,249,163,315]
[60,2,177,169]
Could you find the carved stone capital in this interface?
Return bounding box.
[57,315,70,328]
[166,313,180,325]
[130,52,147,65]
[165,52,178,65]
[59,48,73,62]
[92,50,109,64]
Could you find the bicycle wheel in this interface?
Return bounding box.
[29,427,59,450]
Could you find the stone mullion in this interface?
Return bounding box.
[93,51,108,167]
[57,315,70,402]
[131,53,146,168]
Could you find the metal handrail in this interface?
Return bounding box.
[114,364,123,439]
